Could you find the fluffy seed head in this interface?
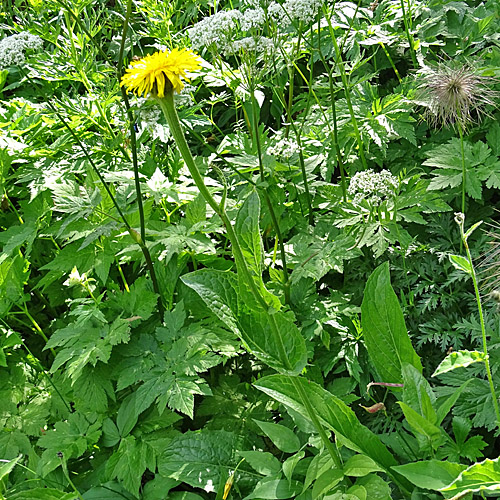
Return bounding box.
[416,63,498,130]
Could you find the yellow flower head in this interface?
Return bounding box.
[120,48,201,98]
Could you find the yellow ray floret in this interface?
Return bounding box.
[120,48,201,97]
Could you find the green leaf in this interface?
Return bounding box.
[181,269,239,334]
[245,478,303,499]
[238,451,281,476]
[253,420,300,453]
[361,262,422,383]
[398,402,443,445]
[392,460,466,490]
[37,413,102,477]
[435,379,473,426]
[168,494,205,500]
[9,488,78,500]
[105,436,155,497]
[440,457,500,495]
[235,190,263,277]
[355,475,392,500]
[82,481,136,500]
[312,469,344,499]
[304,451,335,491]
[254,376,399,474]
[101,418,120,447]
[343,455,385,477]
[432,350,487,377]
[283,451,305,483]
[402,363,437,425]
[238,308,307,376]
[158,430,238,493]
[0,454,21,481]
[183,269,307,375]
[448,254,471,275]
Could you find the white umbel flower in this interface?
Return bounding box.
[188,10,243,53]
[348,169,398,205]
[0,32,43,68]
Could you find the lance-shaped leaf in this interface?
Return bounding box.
[182,270,307,375]
[235,190,263,277]
[432,350,487,377]
[254,375,399,474]
[440,458,500,496]
[361,262,422,383]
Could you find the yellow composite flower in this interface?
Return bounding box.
[120,48,201,97]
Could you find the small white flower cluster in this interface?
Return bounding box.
[268,0,323,24]
[188,1,324,55]
[348,169,398,205]
[240,7,266,31]
[283,0,324,22]
[188,10,242,53]
[0,32,43,69]
[227,36,275,55]
[267,137,300,159]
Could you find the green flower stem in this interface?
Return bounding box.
[326,67,347,201]
[458,123,467,221]
[158,90,342,469]
[60,456,85,500]
[116,0,163,316]
[462,229,500,429]
[379,42,402,84]
[399,0,418,68]
[324,10,368,170]
[23,71,162,315]
[290,377,342,469]
[19,303,55,357]
[42,99,163,316]
[249,89,291,303]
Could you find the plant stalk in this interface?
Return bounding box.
[158,89,343,468]
[462,229,500,429]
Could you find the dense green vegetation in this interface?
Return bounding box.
[1,0,500,498]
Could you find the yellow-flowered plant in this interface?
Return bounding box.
[120,48,201,97]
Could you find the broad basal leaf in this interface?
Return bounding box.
[182,269,307,375]
[158,430,238,493]
[439,457,500,496]
[235,190,263,277]
[392,460,466,490]
[254,375,399,474]
[361,262,422,383]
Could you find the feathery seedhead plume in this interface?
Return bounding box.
[416,63,498,131]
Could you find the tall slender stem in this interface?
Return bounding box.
[117,0,163,315]
[158,89,343,468]
[462,225,500,429]
[458,124,466,219]
[250,89,291,303]
[399,0,418,68]
[324,9,367,170]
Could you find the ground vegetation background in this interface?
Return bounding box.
[1,0,500,498]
